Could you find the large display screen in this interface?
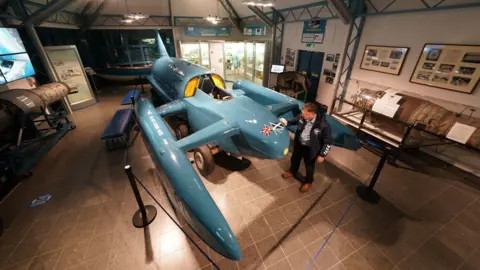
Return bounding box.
[0,28,35,84]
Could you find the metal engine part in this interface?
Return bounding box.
[0,83,71,146]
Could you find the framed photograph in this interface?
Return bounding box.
[410,44,480,94]
[325,76,334,84]
[326,54,335,62]
[360,45,409,75]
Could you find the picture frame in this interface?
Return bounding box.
[326,54,335,62]
[410,43,480,94]
[360,45,409,75]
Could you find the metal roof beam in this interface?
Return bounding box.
[80,0,94,16]
[247,6,274,27]
[83,1,104,29]
[7,0,28,18]
[23,0,77,25]
[219,0,242,30]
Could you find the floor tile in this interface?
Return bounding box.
[279,203,304,225]
[256,236,285,267]
[5,236,46,266]
[275,228,304,256]
[247,217,274,243]
[263,209,290,234]
[306,238,339,270]
[84,232,114,261]
[307,212,333,238]
[341,252,373,270]
[54,240,89,270]
[287,248,318,270]
[68,253,109,270]
[459,248,480,270]
[357,241,394,270]
[237,244,264,270]
[324,231,355,261]
[434,219,480,259]
[265,258,292,270]
[398,238,464,270]
[294,220,321,246]
[27,249,62,270]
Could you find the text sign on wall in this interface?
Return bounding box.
[301,20,326,44]
[184,26,231,37]
[243,26,267,36]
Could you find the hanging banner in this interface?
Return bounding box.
[301,20,326,44]
[243,26,267,36]
[184,26,231,37]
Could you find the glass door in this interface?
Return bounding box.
[200,42,210,68]
[224,42,246,81]
[254,43,265,85]
[246,42,255,81]
[208,41,224,77]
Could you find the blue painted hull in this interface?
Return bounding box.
[134,98,242,261]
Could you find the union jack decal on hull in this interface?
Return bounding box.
[261,125,272,136]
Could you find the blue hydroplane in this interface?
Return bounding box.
[134,33,361,261]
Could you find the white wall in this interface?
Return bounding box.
[349,7,480,108]
[280,20,349,108]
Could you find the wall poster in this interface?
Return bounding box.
[301,20,326,44]
[360,45,409,75]
[243,26,267,36]
[285,48,296,67]
[44,45,96,110]
[410,44,480,94]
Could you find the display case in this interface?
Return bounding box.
[332,78,480,176]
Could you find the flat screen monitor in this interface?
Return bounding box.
[0,28,35,84]
[271,64,285,74]
[0,53,35,83]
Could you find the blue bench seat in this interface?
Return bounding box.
[121,90,141,106]
[101,109,133,150]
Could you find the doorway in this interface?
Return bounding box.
[209,42,224,77]
[297,50,324,102]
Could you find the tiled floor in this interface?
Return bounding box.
[0,88,479,270]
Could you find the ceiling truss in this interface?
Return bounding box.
[362,0,480,16]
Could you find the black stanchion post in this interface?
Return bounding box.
[356,147,391,204]
[124,165,157,228]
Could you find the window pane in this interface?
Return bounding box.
[181,43,200,64]
[129,47,144,63]
[225,42,245,81]
[143,47,159,63]
[200,42,209,68]
[254,43,265,85]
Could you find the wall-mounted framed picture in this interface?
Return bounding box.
[410,43,480,94]
[360,45,409,75]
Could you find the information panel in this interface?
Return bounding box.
[184,26,231,37]
[301,20,326,44]
[44,45,96,110]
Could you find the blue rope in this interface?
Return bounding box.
[306,196,356,270]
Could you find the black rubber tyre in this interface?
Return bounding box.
[175,123,189,140]
[194,146,215,177]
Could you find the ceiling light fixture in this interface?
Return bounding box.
[121,18,134,23]
[242,0,275,7]
[125,13,149,20]
[205,15,221,23]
